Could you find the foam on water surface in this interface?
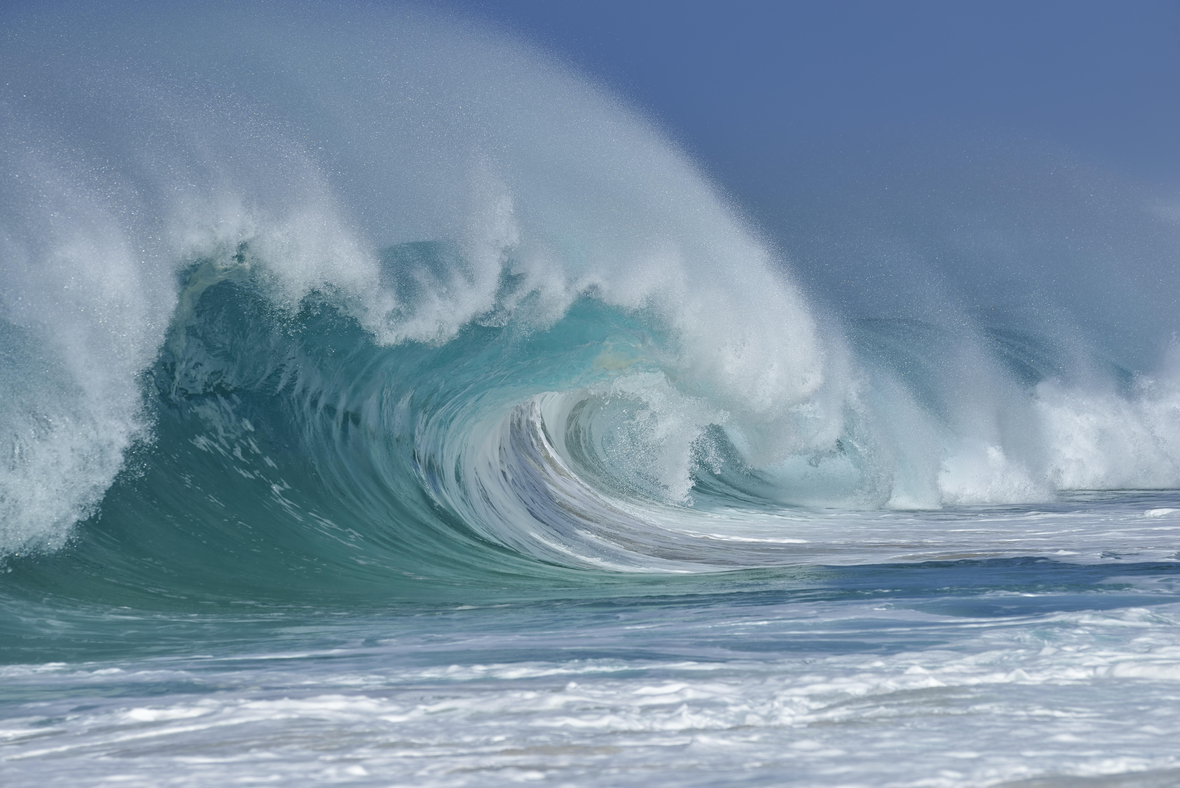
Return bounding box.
[4,580,1180,787]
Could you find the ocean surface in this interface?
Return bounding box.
[3,3,1180,786]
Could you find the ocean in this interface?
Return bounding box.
[3,3,1180,786]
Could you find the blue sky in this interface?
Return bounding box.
[440,0,1180,189]
[436,0,1180,364]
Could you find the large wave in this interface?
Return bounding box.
[2,1,1179,586]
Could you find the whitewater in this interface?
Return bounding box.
[3,2,1180,786]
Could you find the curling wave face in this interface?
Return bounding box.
[2,1,1180,595]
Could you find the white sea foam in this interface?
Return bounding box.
[4,596,1180,787]
[1037,374,1180,491]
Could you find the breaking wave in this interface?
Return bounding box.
[2,1,1179,598]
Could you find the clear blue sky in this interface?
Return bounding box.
[437,0,1180,189]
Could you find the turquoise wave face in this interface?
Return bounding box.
[3,254,586,605]
[3,244,736,607]
[2,239,1176,618]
